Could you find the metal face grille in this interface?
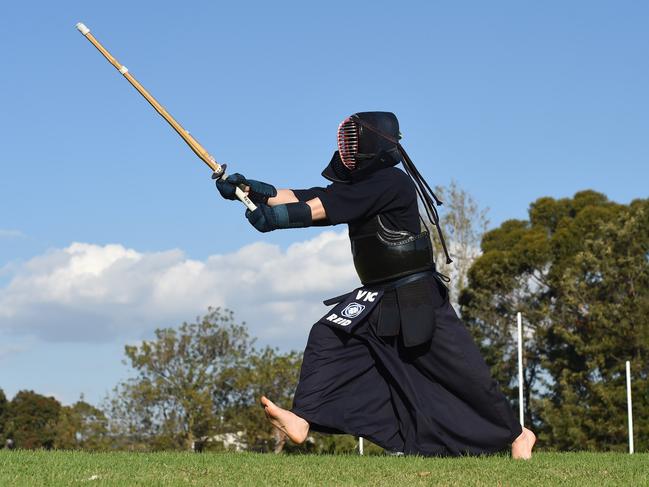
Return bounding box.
[337,117,359,170]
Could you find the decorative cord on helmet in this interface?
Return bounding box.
[398,144,453,264]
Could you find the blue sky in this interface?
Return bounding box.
[1,1,647,405]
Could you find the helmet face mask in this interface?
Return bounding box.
[337,116,360,170]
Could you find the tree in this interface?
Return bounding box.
[4,390,61,449]
[428,180,490,306]
[106,307,258,450]
[105,307,309,453]
[460,191,649,450]
[54,399,110,450]
[539,198,649,450]
[222,346,303,451]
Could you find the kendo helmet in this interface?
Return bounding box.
[323,111,402,183]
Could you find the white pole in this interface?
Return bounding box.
[359,437,364,455]
[626,360,634,454]
[517,312,524,426]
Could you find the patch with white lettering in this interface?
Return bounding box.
[319,287,384,333]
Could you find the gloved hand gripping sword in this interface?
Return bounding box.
[75,22,256,212]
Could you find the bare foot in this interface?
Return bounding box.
[512,427,536,460]
[260,396,309,444]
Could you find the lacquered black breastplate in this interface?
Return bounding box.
[349,215,434,285]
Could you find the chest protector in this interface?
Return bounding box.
[349,215,434,285]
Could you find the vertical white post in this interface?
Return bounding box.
[359,437,364,455]
[517,312,524,426]
[626,360,634,454]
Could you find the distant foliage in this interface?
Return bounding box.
[0,389,109,450]
[3,391,61,449]
[221,345,303,451]
[426,180,490,307]
[54,399,110,450]
[104,307,304,452]
[461,191,649,451]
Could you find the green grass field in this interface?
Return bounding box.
[1,450,647,486]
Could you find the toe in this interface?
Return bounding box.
[264,399,278,413]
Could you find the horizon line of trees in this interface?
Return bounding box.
[2,188,646,453]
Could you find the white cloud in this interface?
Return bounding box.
[0,229,25,239]
[0,232,358,349]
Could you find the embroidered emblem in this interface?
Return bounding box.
[341,302,366,319]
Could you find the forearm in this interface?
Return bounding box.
[268,191,327,222]
[306,198,327,221]
[267,189,299,206]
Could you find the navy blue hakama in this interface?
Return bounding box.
[291,276,522,456]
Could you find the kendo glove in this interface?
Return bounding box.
[245,202,313,233]
[213,173,277,204]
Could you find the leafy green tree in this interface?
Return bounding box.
[54,399,110,450]
[460,191,649,450]
[104,380,166,451]
[540,198,649,450]
[4,390,61,449]
[222,346,303,451]
[106,307,256,451]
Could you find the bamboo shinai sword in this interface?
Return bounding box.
[75,22,256,211]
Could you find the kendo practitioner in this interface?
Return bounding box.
[215,112,536,458]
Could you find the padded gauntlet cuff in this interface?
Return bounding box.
[274,202,313,228]
[245,202,313,233]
